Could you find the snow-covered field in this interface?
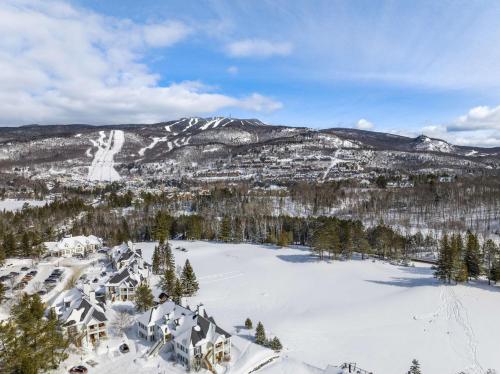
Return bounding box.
[88,130,125,181]
[134,240,500,374]
[0,199,48,211]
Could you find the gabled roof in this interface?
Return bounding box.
[107,268,131,285]
[137,301,231,348]
[58,294,107,328]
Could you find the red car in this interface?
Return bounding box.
[69,366,88,374]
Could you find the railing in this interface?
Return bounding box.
[340,363,373,374]
[146,338,164,357]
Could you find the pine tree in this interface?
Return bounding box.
[0,282,5,304]
[269,336,283,351]
[0,244,5,265]
[464,231,481,280]
[0,294,68,373]
[408,359,422,374]
[135,283,154,312]
[2,232,16,258]
[181,259,199,296]
[45,308,69,369]
[483,239,498,285]
[220,216,232,242]
[255,322,266,345]
[160,268,177,295]
[172,278,183,304]
[152,245,161,274]
[450,234,465,283]
[245,318,253,329]
[164,242,175,271]
[20,231,31,257]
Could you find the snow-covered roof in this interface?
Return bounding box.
[137,302,231,348]
[52,288,107,328]
[106,267,141,286]
[44,235,102,252]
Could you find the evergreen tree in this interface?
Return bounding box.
[20,231,31,257]
[450,234,465,283]
[152,245,161,274]
[172,278,183,304]
[2,232,16,258]
[255,321,266,345]
[0,294,68,373]
[245,318,253,330]
[0,245,5,265]
[160,268,177,295]
[277,230,292,247]
[220,216,232,242]
[483,239,498,285]
[135,283,154,312]
[0,282,5,304]
[181,259,199,296]
[408,359,422,374]
[163,242,175,271]
[269,336,283,351]
[464,231,481,280]
[45,308,69,369]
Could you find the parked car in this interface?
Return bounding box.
[119,343,129,353]
[9,272,19,277]
[69,366,88,374]
[29,270,38,276]
[20,266,29,271]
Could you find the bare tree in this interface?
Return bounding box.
[112,311,134,336]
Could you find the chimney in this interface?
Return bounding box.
[197,303,205,317]
[89,290,97,304]
[83,282,91,297]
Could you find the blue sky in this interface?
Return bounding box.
[1,0,500,146]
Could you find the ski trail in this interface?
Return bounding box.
[322,149,340,181]
[87,130,124,181]
[443,286,483,374]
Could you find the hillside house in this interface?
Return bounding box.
[137,302,231,372]
[52,288,108,349]
[44,235,103,257]
[105,264,150,302]
[110,242,147,270]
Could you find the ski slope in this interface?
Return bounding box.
[138,241,500,373]
[87,130,124,181]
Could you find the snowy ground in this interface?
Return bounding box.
[87,130,125,181]
[0,199,48,212]
[131,240,500,374]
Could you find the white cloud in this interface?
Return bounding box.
[238,93,283,113]
[412,105,500,147]
[449,105,500,131]
[356,118,374,130]
[226,39,293,58]
[0,0,282,125]
[227,66,239,75]
[142,21,191,48]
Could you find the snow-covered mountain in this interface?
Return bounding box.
[0,117,498,183]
